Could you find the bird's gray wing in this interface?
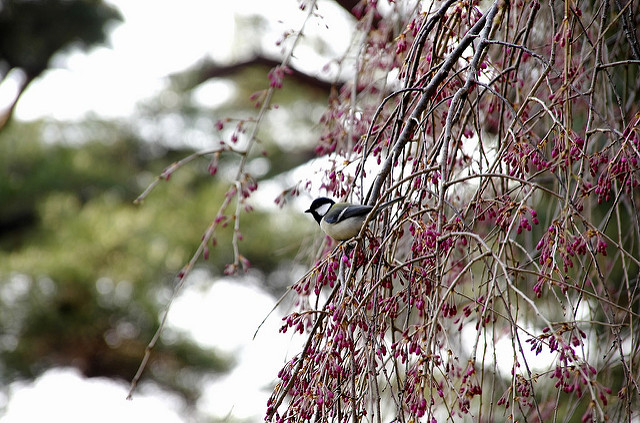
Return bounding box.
[324,204,373,224]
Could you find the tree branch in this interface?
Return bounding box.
[185,55,340,94]
[367,0,500,205]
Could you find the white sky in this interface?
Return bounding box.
[11,0,237,120]
[7,0,352,122]
[169,272,303,419]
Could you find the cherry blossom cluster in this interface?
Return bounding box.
[263,0,639,421]
[534,224,608,296]
[525,325,612,422]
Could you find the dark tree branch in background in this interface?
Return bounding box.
[334,0,360,14]
[187,55,341,94]
[613,0,640,60]
[367,0,498,204]
[0,0,121,133]
[0,73,34,131]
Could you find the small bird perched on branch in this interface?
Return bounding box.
[305,197,402,241]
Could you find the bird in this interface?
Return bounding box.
[305,197,402,241]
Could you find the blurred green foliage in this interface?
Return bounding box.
[0,119,309,402]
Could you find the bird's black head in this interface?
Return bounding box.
[305,197,335,225]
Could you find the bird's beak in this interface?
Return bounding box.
[304,209,311,213]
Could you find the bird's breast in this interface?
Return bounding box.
[320,215,367,241]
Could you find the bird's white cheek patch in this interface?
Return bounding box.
[315,203,332,217]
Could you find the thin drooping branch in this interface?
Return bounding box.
[439,1,502,226]
[127,0,321,399]
[613,0,640,60]
[0,72,35,132]
[367,0,500,205]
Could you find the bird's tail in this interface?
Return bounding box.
[372,195,404,215]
